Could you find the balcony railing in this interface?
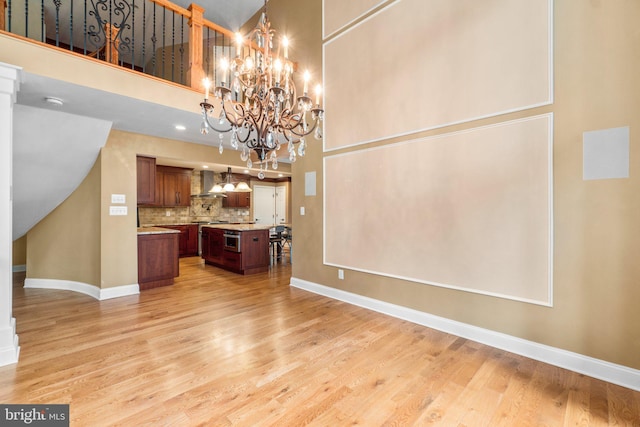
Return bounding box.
[0,0,245,90]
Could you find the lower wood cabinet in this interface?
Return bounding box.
[137,232,179,290]
[201,227,269,274]
[161,224,198,257]
[202,227,224,265]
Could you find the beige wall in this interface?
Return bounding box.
[26,155,102,285]
[12,237,26,266]
[268,0,640,370]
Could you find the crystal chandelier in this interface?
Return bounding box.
[199,2,324,179]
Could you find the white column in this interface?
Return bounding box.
[0,62,21,366]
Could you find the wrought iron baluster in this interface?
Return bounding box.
[142,0,146,72]
[151,1,156,75]
[161,5,165,79]
[171,10,175,83]
[70,0,74,51]
[84,0,87,55]
[179,15,184,84]
[24,0,27,38]
[109,0,113,63]
[40,0,44,42]
[87,0,106,59]
[131,0,135,69]
[113,0,133,67]
[7,0,11,33]
[53,0,61,46]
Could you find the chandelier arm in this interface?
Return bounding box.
[220,101,243,129]
[288,118,319,138]
[235,122,253,144]
[280,112,303,130]
[202,110,233,133]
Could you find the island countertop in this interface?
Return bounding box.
[137,227,182,235]
[200,224,273,232]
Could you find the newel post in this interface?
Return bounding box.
[0,0,7,32]
[104,23,120,65]
[187,3,205,91]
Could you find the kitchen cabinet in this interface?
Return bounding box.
[201,227,224,265]
[137,231,179,289]
[161,224,198,257]
[136,156,156,205]
[157,166,191,207]
[201,226,269,274]
[240,230,270,273]
[136,161,191,207]
[222,192,251,208]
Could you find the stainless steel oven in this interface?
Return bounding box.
[223,231,241,252]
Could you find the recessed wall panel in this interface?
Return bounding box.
[324,114,552,305]
[323,0,552,151]
[323,0,387,38]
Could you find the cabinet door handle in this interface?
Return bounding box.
[253,237,259,242]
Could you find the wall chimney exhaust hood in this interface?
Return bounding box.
[192,170,226,198]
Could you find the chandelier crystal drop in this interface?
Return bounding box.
[199,1,324,179]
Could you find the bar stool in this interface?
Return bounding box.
[282,226,292,263]
[270,225,285,264]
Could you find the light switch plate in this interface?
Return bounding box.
[109,206,127,216]
[300,206,305,215]
[111,194,126,204]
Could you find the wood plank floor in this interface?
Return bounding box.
[2,257,640,426]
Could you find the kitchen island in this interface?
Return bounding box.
[137,227,180,289]
[201,224,272,275]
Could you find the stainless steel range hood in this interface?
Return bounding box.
[192,170,226,198]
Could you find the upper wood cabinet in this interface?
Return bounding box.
[136,156,156,205]
[222,192,251,208]
[155,165,192,207]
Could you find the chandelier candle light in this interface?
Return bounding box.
[199,4,324,180]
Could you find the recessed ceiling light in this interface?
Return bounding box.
[202,165,209,169]
[278,173,283,177]
[175,125,186,131]
[243,169,249,174]
[44,97,63,107]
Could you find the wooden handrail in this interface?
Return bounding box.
[203,17,236,39]
[149,0,191,19]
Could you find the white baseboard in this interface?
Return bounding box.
[12,264,26,273]
[290,277,640,392]
[99,284,140,300]
[0,317,20,367]
[24,278,139,301]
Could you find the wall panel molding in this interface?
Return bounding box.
[323,0,553,151]
[324,114,553,305]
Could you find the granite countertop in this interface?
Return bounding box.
[201,224,273,232]
[139,222,198,227]
[140,222,256,227]
[137,226,182,235]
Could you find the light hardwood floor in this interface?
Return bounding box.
[2,257,639,426]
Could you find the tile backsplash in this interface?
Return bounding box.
[138,170,251,226]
